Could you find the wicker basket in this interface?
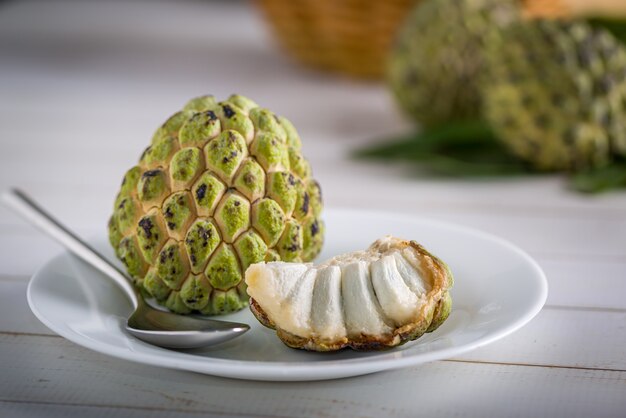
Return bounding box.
[255,0,420,79]
[522,0,626,18]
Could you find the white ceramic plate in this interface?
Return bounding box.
[27,208,547,381]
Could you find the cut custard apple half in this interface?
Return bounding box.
[246,236,453,351]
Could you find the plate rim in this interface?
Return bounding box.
[27,207,548,381]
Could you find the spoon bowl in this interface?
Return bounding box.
[126,298,249,348]
[3,188,249,349]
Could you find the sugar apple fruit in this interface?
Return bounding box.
[246,236,453,351]
[388,0,519,127]
[108,94,324,315]
[484,20,626,171]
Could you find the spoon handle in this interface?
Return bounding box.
[2,188,138,307]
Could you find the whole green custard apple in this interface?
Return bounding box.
[388,0,519,127]
[484,20,626,171]
[108,94,324,315]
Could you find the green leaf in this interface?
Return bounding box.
[588,18,626,45]
[354,120,495,158]
[354,120,534,177]
[570,161,626,193]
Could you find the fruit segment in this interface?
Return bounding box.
[370,255,420,325]
[310,266,346,341]
[246,263,309,326]
[279,268,317,337]
[394,250,430,296]
[340,261,392,338]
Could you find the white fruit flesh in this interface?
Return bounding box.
[245,263,308,329]
[310,266,346,340]
[273,268,317,336]
[370,255,420,325]
[394,250,430,295]
[246,240,433,340]
[341,261,393,337]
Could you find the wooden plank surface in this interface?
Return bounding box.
[1,0,625,417]
[2,338,625,418]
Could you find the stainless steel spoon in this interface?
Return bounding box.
[3,188,249,349]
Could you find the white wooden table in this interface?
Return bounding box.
[1,1,625,417]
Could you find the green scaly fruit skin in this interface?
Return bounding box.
[108,94,324,315]
[388,0,519,127]
[484,20,626,171]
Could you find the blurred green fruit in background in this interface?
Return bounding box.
[388,0,519,127]
[484,19,626,171]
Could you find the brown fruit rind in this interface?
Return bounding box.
[249,239,453,351]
